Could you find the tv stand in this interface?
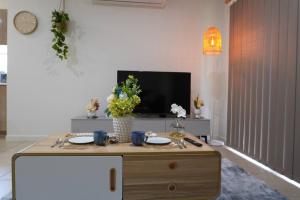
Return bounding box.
[71,116,210,140]
[133,113,176,118]
[159,114,167,118]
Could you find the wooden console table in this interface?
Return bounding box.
[12,132,221,200]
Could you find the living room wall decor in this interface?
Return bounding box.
[51,0,69,60]
[13,11,38,35]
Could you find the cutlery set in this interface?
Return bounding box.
[50,138,63,148]
[51,137,187,149]
[51,138,68,148]
[174,139,187,149]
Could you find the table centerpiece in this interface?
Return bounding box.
[169,103,187,139]
[105,75,141,143]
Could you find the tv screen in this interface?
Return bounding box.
[117,71,191,116]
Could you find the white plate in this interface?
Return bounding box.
[145,137,171,145]
[71,132,116,137]
[68,136,94,144]
[145,131,157,137]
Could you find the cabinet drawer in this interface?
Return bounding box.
[123,154,221,200]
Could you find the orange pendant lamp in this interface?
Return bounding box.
[203,27,222,55]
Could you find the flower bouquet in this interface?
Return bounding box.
[86,99,100,118]
[105,75,141,142]
[193,95,204,118]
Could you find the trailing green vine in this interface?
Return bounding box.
[51,10,69,60]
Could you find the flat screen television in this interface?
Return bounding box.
[117,70,191,116]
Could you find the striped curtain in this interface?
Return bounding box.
[227,0,299,179]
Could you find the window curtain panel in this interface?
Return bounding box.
[227,0,299,180]
[294,0,300,183]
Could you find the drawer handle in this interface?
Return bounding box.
[110,168,116,192]
[169,162,177,169]
[168,183,177,192]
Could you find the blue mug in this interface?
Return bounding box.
[131,131,146,146]
[94,130,109,146]
[0,73,7,83]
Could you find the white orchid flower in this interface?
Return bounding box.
[170,103,186,118]
[177,107,186,118]
[171,103,179,114]
[107,94,114,103]
[171,103,178,109]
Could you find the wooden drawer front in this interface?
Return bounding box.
[123,154,221,200]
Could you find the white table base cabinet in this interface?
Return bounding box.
[14,156,122,200]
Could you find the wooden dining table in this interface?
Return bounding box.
[12,132,221,200]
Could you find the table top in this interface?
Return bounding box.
[15,132,218,157]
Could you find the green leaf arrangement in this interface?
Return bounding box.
[105,75,142,118]
[51,10,70,60]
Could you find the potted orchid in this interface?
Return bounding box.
[105,75,141,143]
[171,103,187,118]
[170,104,186,138]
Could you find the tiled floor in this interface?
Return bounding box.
[0,138,35,198]
[0,138,300,199]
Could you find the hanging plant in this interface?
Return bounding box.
[51,0,69,60]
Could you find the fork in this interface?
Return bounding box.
[58,138,68,148]
[180,139,187,148]
[175,140,184,149]
[51,138,63,148]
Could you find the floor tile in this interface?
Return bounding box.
[0,166,10,179]
[0,180,11,199]
[0,172,11,181]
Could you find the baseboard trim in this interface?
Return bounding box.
[216,135,226,142]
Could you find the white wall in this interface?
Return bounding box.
[0,0,7,9]
[6,0,229,139]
